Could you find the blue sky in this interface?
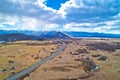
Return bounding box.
[0,0,120,34]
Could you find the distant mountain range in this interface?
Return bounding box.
[66,31,120,38]
[0,30,71,41]
[0,30,120,42]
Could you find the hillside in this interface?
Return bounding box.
[0,33,43,42]
[0,30,71,40]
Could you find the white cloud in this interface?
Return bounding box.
[64,22,95,31]
[37,0,57,12]
[0,14,59,31]
[113,13,120,19]
[64,22,97,29]
[18,16,59,30]
[63,20,120,34]
[0,14,19,26]
[0,0,60,31]
[103,20,120,26]
[93,26,120,34]
[0,25,4,28]
[0,0,120,34]
[20,17,39,30]
[58,0,85,18]
[57,0,120,21]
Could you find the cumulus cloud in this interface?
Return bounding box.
[59,0,120,21]
[60,0,120,33]
[0,0,120,34]
[0,0,60,30]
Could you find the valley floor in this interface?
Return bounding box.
[25,39,120,80]
[0,39,120,80]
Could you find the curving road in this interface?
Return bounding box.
[7,41,65,80]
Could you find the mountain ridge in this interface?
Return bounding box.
[0,30,120,41]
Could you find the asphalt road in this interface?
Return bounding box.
[7,41,65,80]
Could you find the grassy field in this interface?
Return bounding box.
[0,40,60,80]
[24,39,120,80]
[0,39,120,80]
